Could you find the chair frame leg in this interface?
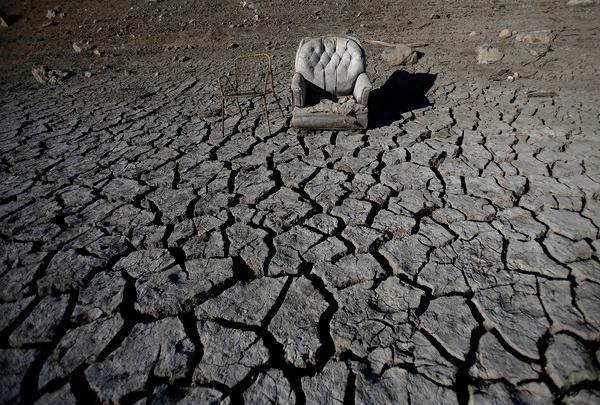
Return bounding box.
[262,95,271,135]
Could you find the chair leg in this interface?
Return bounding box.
[221,98,225,136]
[262,96,271,135]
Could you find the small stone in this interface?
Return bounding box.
[430,13,441,19]
[46,7,64,19]
[381,44,418,66]
[228,42,239,49]
[72,41,93,54]
[567,0,600,5]
[0,13,9,28]
[83,71,92,78]
[476,44,503,64]
[499,29,512,38]
[515,30,555,44]
[469,31,477,36]
[31,65,71,85]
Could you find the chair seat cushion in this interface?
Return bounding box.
[302,96,366,115]
[291,102,368,129]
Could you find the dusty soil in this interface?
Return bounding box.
[0,0,599,404]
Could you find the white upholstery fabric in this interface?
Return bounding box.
[353,72,372,105]
[295,36,365,95]
[290,72,306,107]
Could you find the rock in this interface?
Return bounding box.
[115,249,175,278]
[476,44,503,64]
[430,13,440,19]
[0,297,35,331]
[381,44,419,66]
[195,276,286,326]
[86,317,194,403]
[46,7,64,19]
[506,239,569,278]
[575,280,600,329]
[539,279,598,339]
[0,349,39,404]
[537,208,597,240]
[470,381,553,405]
[194,320,269,387]
[72,41,93,54]
[0,13,8,28]
[407,373,457,403]
[331,279,423,358]
[543,233,593,263]
[243,369,295,404]
[498,29,512,38]
[469,31,477,36]
[355,367,409,404]
[33,383,77,405]
[301,361,349,404]
[312,253,386,289]
[31,66,72,85]
[71,271,125,324]
[379,235,429,277]
[37,249,104,294]
[567,0,600,5]
[473,279,549,359]
[413,330,457,385]
[564,390,600,405]
[83,71,92,78]
[9,295,70,346]
[178,386,228,405]
[135,257,235,317]
[545,334,599,389]
[420,296,478,361]
[330,198,373,226]
[268,276,329,367]
[39,315,124,388]
[515,30,555,44]
[145,187,196,224]
[470,332,541,384]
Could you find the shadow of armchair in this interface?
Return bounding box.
[368,70,437,129]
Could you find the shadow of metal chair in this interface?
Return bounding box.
[218,53,284,136]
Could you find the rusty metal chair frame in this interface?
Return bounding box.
[218,53,283,136]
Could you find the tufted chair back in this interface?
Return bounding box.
[295,36,366,96]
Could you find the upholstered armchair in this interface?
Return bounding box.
[290,36,372,130]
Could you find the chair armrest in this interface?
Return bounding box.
[353,72,372,106]
[291,72,307,108]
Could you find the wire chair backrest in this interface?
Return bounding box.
[233,53,273,95]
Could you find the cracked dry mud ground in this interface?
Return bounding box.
[1,0,600,404]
